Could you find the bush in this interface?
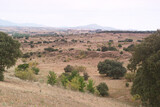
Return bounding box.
[64,65,86,73]
[83,72,89,80]
[69,48,74,51]
[66,76,80,91]
[96,48,101,51]
[123,44,134,52]
[87,79,95,94]
[74,66,86,72]
[125,38,133,42]
[118,44,122,48]
[15,62,39,81]
[137,40,142,42]
[108,46,117,51]
[101,46,117,52]
[101,46,108,52]
[17,64,29,71]
[97,59,127,79]
[59,73,70,87]
[87,48,91,51]
[126,82,129,87]
[64,65,74,73]
[15,68,35,81]
[44,47,58,52]
[32,67,40,75]
[47,71,57,86]
[109,40,113,42]
[125,72,136,82]
[22,53,30,58]
[96,82,109,96]
[66,76,86,92]
[120,51,123,54]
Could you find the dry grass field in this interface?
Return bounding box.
[0,31,151,107]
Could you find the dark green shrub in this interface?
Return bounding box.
[69,48,74,51]
[44,47,58,52]
[64,65,74,73]
[17,64,29,71]
[108,46,117,51]
[22,53,30,58]
[97,59,127,79]
[71,39,77,43]
[125,38,133,42]
[126,82,129,87]
[59,50,63,53]
[87,48,91,51]
[120,51,123,54]
[96,82,109,96]
[83,72,89,80]
[37,54,41,57]
[118,44,122,48]
[137,40,142,42]
[30,44,34,48]
[96,48,101,51]
[123,44,134,52]
[32,67,40,75]
[109,40,113,42]
[101,46,108,52]
[47,71,57,86]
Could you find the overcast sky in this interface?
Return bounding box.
[0,0,160,30]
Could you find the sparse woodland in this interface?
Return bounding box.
[0,30,159,107]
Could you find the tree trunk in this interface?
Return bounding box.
[0,67,4,81]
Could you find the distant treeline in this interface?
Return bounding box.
[12,33,30,38]
[97,30,156,34]
[34,33,64,37]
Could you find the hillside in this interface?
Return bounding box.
[0,70,133,107]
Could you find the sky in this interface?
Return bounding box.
[0,0,160,30]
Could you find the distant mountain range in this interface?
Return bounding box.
[66,24,117,30]
[0,19,117,30]
[0,19,44,27]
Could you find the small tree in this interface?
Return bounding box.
[64,65,74,73]
[47,71,57,86]
[87,79,95,94]
[96,82,109,96]
[97,59,126,79]
[0,32,22,81]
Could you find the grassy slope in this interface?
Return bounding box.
[0,72,133,107]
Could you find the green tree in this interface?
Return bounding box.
[97,59,126,79]
[0,32,22,81]
[96,82,109,96]
[129,31,160,106]
[47,71,57,85]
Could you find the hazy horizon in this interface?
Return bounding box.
[0,0,160,30]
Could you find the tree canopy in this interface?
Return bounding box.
[0,32,22,81]
[129,31,160,106]
[97,59,126,79]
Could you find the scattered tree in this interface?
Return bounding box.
[97,59,126,79]
[129,31,160,106]
[0,32,22,81]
